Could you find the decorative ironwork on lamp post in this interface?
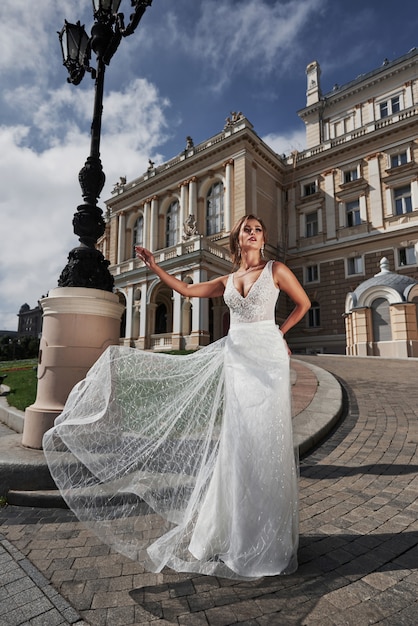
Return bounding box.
[57,0,153,291]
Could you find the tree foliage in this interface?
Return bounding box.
[0,335,40,361]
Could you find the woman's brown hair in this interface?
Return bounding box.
[229,214,267,268]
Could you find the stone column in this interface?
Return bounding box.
[411,180,418,209]
[22,288,124,449]
[150,196,159,251]
[171,285,182,350]
[124,285,134,344]
[117,211,126,264]
[367,98,375,122]
[359,193,367,222]
[132,296,140,341]
[136,282,149,350]
[188,269,210,348]
[182,298,192,337]
[354,103,362,128]
[143,200,150,248]
[352,307,372,356]
[344,313,353,355]
[323,169,336,240]
[180,183,187,235]
[404,81,413,108]
[390,302,418,357]
[367,153,383,228]
[224,160,233,231]
[188,176,198,217]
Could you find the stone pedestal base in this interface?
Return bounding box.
[22,287,124,450]
[185,331,210,350]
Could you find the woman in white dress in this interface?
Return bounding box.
[43,214,310,580]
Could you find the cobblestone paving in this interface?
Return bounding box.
[1,355,418,625]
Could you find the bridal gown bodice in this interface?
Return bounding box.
[224,260,279,323]
[43,260,299,580]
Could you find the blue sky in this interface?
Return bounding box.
[1,0,418,330]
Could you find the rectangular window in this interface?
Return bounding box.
[305,212,318,237]
[380,95,401,118]
[380,101,389,118]
[303,181,317,196]
[347,256,363,275]
[394,185,412,215]
[398,246,416,266]
[344,168,358,183]
[308,304,320,328]
[346,200,361,227]
[305,265,319,283]
[390,151,408,168]
[391,95,400,113]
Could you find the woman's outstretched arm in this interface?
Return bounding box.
[135,246,227,299]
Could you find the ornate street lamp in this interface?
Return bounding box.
[57,0,153,291]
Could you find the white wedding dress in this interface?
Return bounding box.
[43,260,299,579]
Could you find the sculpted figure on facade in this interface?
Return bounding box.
[183,213,198,239]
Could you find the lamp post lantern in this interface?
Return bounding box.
[57,0,153,291]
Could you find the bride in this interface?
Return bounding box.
[43,214,310,580]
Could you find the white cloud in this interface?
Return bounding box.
[0,0,171,331]
[148,0,325,89]
[262,128,306,157]
[0,77,170,331]
[0,0,87,77]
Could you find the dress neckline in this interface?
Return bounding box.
[231,261,270,299]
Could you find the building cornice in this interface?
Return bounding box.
[298,48,418,119]
[107,119,286,212]
[288,104,418,172]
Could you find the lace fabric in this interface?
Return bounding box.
[43,260,299,579]
[225,260,279,323]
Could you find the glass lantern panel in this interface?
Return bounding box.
[93,0,121,13]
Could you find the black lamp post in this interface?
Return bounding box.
[57,0,153,291]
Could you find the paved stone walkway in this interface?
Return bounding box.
[0,532,84,625]
[1,355,418,625]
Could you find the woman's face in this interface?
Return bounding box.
[238,218,265,253]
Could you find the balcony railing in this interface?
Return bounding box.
[112,236,232,276]
[150,333,173,350]
[290,104,418,165]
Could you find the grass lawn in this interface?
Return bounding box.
[0,351,195,413]
[0,360,38,411]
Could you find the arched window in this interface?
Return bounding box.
[132,215,144,257]
[308,301,320,328]
[206,182,224,235]
[371,298,391,341]
[166,201,179,247]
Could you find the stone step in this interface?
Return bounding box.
[7,489,67,509]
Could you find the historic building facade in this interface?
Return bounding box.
[17,303,43,337]
[101,48,418,354]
